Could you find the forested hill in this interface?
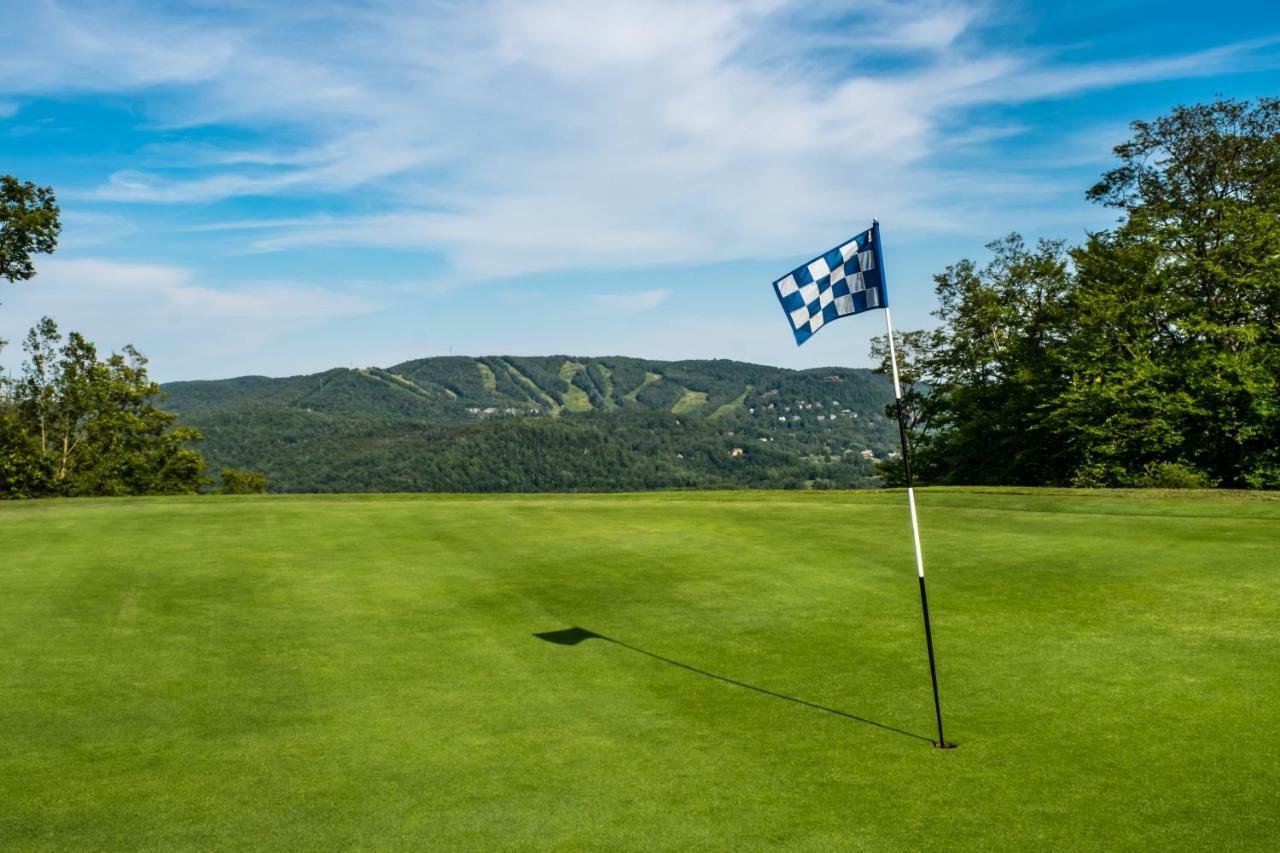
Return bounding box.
[161,356,898,493]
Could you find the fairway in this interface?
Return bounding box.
[2,490,1278,850]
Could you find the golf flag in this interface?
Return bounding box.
[772,224,887,345]
[768,222,953,749]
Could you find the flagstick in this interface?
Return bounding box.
[883,305,952,749]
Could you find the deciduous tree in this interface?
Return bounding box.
[876,97,1280,488]
[0,175,60,284]
[0,318,206,497]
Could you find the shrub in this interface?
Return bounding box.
[1134,462,1217,490]
[218,468,268,495]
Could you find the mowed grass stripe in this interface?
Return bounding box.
[0,490,1277,850]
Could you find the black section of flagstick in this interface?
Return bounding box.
[893,395,954,749]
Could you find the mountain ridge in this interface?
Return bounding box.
[161,355,899,493]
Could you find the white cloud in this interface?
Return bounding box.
[969,37,1280,105]
[21,257,371,320]
[0,258,378,377]
[0,2,238,92]
[3,0,1276,280]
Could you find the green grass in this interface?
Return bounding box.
[497,358,560,414]
[2,489,1278,850]
[477,361,498,392]
[671,389,709,414]
[709,387,750,421]
[593,363,618,410]
[558,361,594,413]
[623,370,662,402]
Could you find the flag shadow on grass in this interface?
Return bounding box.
[534,627,933,744]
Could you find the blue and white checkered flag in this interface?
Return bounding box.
[772,223,887,345]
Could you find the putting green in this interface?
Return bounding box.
[1,489,1277,850]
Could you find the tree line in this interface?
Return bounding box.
[181,405,883,494]
[0,177,262,497]
[875,98,1279,489]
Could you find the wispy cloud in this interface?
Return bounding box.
[974,36,1280,104]
[3,0,1277,280]
[589,289,673,314]
[57,210,140,250]
[23,257,374,321]
[0,258,379,376]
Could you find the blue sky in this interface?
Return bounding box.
[1,0,1278,381]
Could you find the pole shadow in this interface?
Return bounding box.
[533,626,934,745]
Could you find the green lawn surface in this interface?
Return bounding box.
[2,489,1278,850]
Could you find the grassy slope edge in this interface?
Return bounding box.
[2,488,1277,849]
